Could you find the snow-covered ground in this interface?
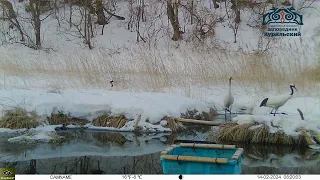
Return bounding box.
[0,88,216,141]
[233,97,320,136]
[0,85,319,144]
[0,0,319,93]
[0,0,320,145]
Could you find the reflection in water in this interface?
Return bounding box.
[1,151,320,174]
[0,127,320,174]
[92,132,127,146]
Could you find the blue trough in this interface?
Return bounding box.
[160,143,244,174]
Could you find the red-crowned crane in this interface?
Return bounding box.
[224,77,234,121]
[260,84,297,116]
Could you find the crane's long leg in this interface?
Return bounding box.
[229,107,232,121]
[273,109,277,116]
[224,108,227,122]
[270,109,274,115]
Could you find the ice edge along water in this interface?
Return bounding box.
[0,0,319,143]
[0,88,319,144]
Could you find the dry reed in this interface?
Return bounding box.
[181,109,217,120]
[0,0,318,99]
[164,117,186,132]
[92,114,128,128]
[47,110,69,125]
[92,132,127,145]
[0,108,39,129]
[0,38,318,98]
[133,115,142,136]
[47,109,89,125]
[165,133,178,144]
[217,123,313,146]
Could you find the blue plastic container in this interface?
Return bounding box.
[160,143,243,174]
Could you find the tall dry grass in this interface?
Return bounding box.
[0,38,318,97]
[0,0,319,96]
[0,0,318,99]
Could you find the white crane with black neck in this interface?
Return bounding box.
[223,77,234,121]
[260,84,298,116]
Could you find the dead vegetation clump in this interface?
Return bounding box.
[217,123,312,146]
[218,123,255,142]
[92,132,127,146]
[49,133,68,144]
[133,115,142,136]
[160,107,218,132]
[242,143,298,159]
[165,133,178,144]
[92,114,128,128]
[0,108,39,129]
[69,117,90,126]
[300,66,320,83]
[47,109,89,125]
[181,108,217,120]
[161,117,186,132]
[47,110,69,125]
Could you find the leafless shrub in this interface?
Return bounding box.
[179,0,217,47]
[0,0,58,49]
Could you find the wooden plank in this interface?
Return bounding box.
[232,148,244,160]
[165,146,175,152]
[160,151,168,155]
[161,145,176,155]
[174,140,216,144]
[174,118,224,126]
[161,155,228,164]
[179,143,236,149]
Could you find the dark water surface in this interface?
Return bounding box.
[0,126,320,174]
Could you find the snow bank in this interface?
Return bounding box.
[232,97,320,137]
[84,121,171,133]
[0,89,212,124]
[0,88,213,143]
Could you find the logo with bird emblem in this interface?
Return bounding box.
[262,6,303,37]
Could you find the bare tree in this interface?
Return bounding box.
[126,0,145,42]
[0,0,25,42]
[58,0,96,49]
[68,0,73,28]
[127,0,134,31]
[99,0,125,35]
[178,1,216,44]
[73,1,94,49]
[28,0,42,47]
[1,0,56,49]
[231,0,240,24]
[95,0,108,35]
[141,2,165,49]
[167,0,181,41]
[53,0,61,27]
[211,0,219,9]
[186,0,194,24]
[135,0,146,42]
[139,0,146,22]
[230,0,240,43]
[229,20,239,43]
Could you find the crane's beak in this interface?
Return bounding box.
[294,87,298,92]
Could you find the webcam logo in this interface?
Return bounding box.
[0,168,15,180]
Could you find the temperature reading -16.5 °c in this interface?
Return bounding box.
[122,175,143,179]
